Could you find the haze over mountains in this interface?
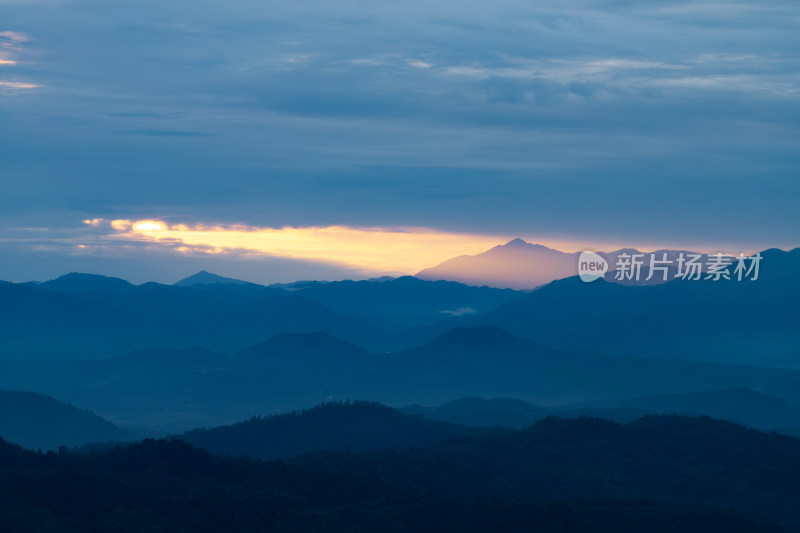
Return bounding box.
[416,238,578,289]
[1,240,798,451]
[0,390,127,450]
[436,247,800,366]
[1,244,799,532]
[3,0,795,527]
[401,391,800,437]
[3,325,800,433]
[0,274,381,357]
[1,241,795,363]
[415,238,712,289]
[178,401,498,460]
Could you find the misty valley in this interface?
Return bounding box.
[1,244,800,531]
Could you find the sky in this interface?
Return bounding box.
[0,0,798,283]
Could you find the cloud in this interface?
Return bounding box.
[437,55,800,97]
[97,219,508,274]
[0,81,41,89]
[438,307,477,317]
[0,29,39,87]
[0,212,788,284]
[0,30,29,45]
[117,129,212,137]
[0,0,797,254]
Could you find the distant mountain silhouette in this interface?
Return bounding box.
[402,397,646,428]
[40,272,137,294]
[389,326,800,409]
[0,279,383,358]
[1,272,531,357]
[416,238,577,289]
[402,390,800,435]
[6,326,800,431]
[284,275,523,327]
[10,248,793,364]
[179,401,494,459]
[0,281,162,358]
[437,248,800,366]
[0,390,127,450]
[580,388,800,435]
[416,239,718,289]
[174,270,256,287]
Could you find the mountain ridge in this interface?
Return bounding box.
[174,270,257,287]
[0,390,128,450]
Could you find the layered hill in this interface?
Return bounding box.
[402,390,800,436]
[179,401,495,459]
[0,390,127,450]
[0,279,381,358]
[435,248,800,367]
[4,327,800,432]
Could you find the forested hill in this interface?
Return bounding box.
[1,414,798,532]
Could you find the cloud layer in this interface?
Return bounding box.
[0,0,797,280]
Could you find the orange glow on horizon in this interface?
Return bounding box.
[108,220,508,274]
[78,218,758,276]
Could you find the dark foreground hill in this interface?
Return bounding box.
[1,415,796,532]
[180,401,496,459]
[0,390,128,450]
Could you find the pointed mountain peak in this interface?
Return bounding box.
[416,238,575,289]
[174,271,254,287]
[497,238,552,250]
[491,239,564,254]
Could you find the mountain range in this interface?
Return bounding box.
[415,238,711,289]
[401,390,800,436]
[179,401,498,460]
[3,326,800,432]
[3,244,797,367]
[0,272,528,357]
[433,247,800,366]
